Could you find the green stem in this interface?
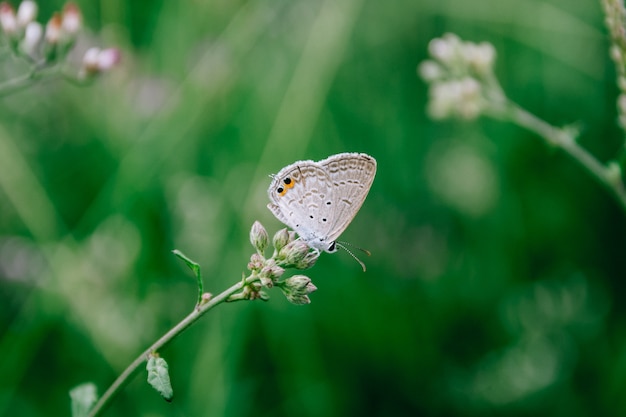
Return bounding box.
[86,275,257,417]
[488,101,626,212]
[0,64,61,97]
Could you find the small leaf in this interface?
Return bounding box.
[69,382,98,417]
[172,249,200,278]
[147,356,174,402]
[172,249,203,304]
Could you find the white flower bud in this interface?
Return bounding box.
[465,42,496,75]
[21,21,42,57]
[16,0,37,27]
[611,45,622,63]
[418,60,443,82]
[428,37,455,64]
[82,46,100,71]
[272,228,291,251]
[279,275,317,305]
[250,221,269,253]
[427,78,484,120]
[457,78,483,119]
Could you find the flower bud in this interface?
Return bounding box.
[278,239,311,267]
[0,2,17,36]
[243,282,269,301]
[466,42,496,76]
[428,37,454,65]
[279,275,317,305]
[260,258,285,281]
[45,12,61,44]
[259,276,273,287]
[294,250,319,270]
[611,45,622,63]
[16,0,36,27]
[427,77,483,120]
[272,228,291,251]
[21,21,41,57]
[418,60,443,83]
[250,221,269,253]
[247,253,264,272]
[61,2,81,35]
[82,47,100,71]
[96,48,121,71]
[81,47,121,75]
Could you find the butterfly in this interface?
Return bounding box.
[267,152,376,269]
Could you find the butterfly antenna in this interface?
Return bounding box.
[335,242,369,272]
[337,240,371,257]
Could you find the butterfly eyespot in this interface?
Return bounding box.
[276,177,295,196]
[322,218,327,222]
[326,201,331,205]
[282,177,296,191]
[309,215,313,219]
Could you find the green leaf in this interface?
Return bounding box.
[69,382,98,417]
[172,249,200,277]
[172,249,203,305]
[147,356,174,402]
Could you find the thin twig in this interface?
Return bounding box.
[0,64,61,97]
[487,101,626,212]
[86,276,257,417]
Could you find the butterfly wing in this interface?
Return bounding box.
[318,153,377,242]
[267,160,337,239]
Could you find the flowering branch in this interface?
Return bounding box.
[71,222,319,417]
[418,33,626,213]
[0,1,120,96]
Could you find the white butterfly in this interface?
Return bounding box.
[267,153,376,267]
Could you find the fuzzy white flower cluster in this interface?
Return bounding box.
[419,33,497,120]
[0,1,120,78]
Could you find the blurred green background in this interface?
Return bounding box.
[1,0,625,416]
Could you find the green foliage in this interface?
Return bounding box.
[69,383,97,417]
[173,249,203,304]
[146,356,173,402]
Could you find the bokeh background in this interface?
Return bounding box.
[1,0,625,416]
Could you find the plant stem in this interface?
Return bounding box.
[86,275,256,417]
[489,101,626,212]
[0,64,60,97]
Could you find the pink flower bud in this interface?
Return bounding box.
[45,12,61,44]
[0,2,17,35]
[96,48,121,71]
[81,47,121,74]
[61,2,81,35]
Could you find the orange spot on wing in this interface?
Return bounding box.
[278,178,296,196]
